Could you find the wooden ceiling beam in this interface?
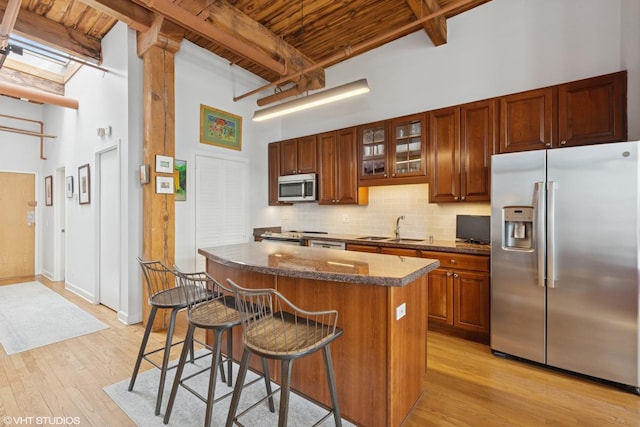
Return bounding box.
[406,0,447,46]
[0,0,102,63]
[79,0,154,33]
[203,0,324,91]
[0,64,64,95]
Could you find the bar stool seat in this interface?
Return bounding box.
[163,271,275,427]
[225,279,344,427]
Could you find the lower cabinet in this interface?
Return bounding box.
[421,251,490,343]
[346,244,491,343]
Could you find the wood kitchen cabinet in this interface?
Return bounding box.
[279,135,317,175]
[268,142,291,206]
[499,71,627,153]
[499,87,555,153]
[421,250,490,343]
[317,127,367,205]
[358,114,427,187]
[558,71,627,147]
[429,100,495,203]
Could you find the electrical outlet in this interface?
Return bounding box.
[342,214,350,223]
[395,303,406,320]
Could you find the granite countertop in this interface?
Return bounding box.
[300,233,491,256]
[199,242,440,287]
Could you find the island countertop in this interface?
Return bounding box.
[198,241,439,287]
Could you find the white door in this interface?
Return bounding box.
[54,167,66,281]
[195,155,248,271]
[98,148,120,310]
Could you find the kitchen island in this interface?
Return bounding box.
[199,242,439,427]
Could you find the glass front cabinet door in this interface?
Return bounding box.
[359,121,388,181]
[391,113,427,178]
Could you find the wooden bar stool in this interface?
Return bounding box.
[225,279,343,427]
[163,270,275,427]
[129,258,199,416]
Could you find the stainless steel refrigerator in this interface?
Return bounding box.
[490,141,640,391]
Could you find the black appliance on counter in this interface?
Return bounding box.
[456,215,490,245]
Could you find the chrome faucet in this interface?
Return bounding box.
[395,215,405,240]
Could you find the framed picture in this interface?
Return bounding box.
[156,176,174,194]
[65,176,74,198]
[174,159,187,201]
[155,155,174,173]
[200,104,242,151]
[45,175,53,206]
[78,163,91,205]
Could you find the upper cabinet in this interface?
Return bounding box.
[499,87,555,153]
[358,114,427,187]
[499,71,627,153]
[318,128,367,205]
[429,100,496,203]
[268,142,291,206]
[558,71,627,147]
[279,135,317,175]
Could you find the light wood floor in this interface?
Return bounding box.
[1,277,639,426]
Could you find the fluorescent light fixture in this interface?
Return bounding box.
[252,78,370,122]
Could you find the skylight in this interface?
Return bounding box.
[7,34,73,75]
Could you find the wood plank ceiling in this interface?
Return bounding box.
[0,0,490,105]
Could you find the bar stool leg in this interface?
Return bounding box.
[225,329,233,386]
[261,357,276,412]
[225,349,251,427]
[163,323,195,424]
[204,329,224,427]
[322,346,342,427]
[128,306,158,391]
[278,359,294,427]
[155,307,180,415]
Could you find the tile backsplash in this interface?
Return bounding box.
[281,184,490,240]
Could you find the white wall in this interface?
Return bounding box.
[173,41,282,271]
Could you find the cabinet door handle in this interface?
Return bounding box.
[450,259,456,264]
[454,273,459,278]
[454,196,458,200]
[461,196,466,201]
[446,271,452,277]
[560,140,567,145]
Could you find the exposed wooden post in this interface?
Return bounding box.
[137,17,182,328]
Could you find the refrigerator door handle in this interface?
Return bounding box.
[534,181,546,288]
[547,181,557,288]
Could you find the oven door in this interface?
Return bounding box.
[261,237,303,246]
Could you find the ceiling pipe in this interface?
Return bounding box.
[135,0,288,76]
[0,80,79,109]
[234,0,476,103]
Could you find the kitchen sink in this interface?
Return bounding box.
[385,238,424,243]
[356,236,390,241]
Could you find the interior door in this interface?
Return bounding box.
[0,172,35,280]
[99,149,119,310]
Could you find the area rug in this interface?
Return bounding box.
[0,281,108,355]
[104,350,355,426]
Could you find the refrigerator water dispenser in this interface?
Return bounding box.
[503,206,534,250]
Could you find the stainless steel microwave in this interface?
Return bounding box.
[278,173,317,202]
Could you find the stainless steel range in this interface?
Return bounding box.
[260,230,328,246]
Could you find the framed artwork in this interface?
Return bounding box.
[174,159,187,201]
[65,176,74,198]
[78,163,91,205]
[156,176,174,194]
[45,175,53,206]
[200,104,242,151]
[155,155,174,173]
